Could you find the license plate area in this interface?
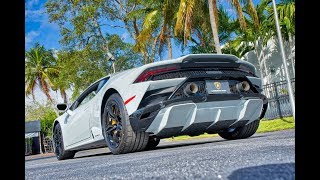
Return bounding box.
[205,80,231,94]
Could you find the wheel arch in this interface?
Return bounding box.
[100,88,120,126]
[52,120,60,152]
[52,120,60,137]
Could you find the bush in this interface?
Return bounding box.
[26,102,58,138]
[40,109,57,138]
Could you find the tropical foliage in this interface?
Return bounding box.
[267,0,295,47]
[25,43,60,103]
[40,109,57,137]
[25,0,295,111]
[25,102,58,137]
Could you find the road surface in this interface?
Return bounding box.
[25,129,295,180]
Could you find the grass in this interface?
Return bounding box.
[257,116,294,133]
[165,117,294,142]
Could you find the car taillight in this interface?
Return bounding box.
[134,65,179,83]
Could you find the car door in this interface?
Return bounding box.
[89,78,110,138]
[63,84,99,147]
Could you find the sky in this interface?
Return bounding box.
[25,0,263,105]
[25,0,246,52]
[25,0,264,50]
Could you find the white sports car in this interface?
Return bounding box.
[53,54,268,160]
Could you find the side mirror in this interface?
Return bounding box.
[56,103,68,112]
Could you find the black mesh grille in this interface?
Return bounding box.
[220,70,253,77]
[151,70,252,81]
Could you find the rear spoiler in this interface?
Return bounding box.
[182,54,239,64]
[180,54,256,74]
[134,54,257,83]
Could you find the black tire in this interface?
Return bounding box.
[145,137,160,150]
[53,123,76,160]
[218,120,260,140]
[102,93,149,154]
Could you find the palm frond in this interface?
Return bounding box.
[39,76,53,103]
[183,0,196,45]
[25,43,60,103]
[25,76,37,100]
[228,0,247,30]
[174,0,187,37]
[245,0,260,30]
[137,10,160,43]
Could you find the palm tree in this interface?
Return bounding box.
[267,0,295,74]
[25,43,60,103]
[254,0,274,84]
[227,0,247,30]
[237,0,273,84]
[133,0,179,62]
[51,74,69,103]
[218,6,239,45]
[175,0,196,46]
[175,0,222,54]
[208,0,222,54]
[244,0,260,30]
[267,0,295,41]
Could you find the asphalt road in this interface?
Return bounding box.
[25,129,295,180]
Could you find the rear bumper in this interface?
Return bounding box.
[129,94,267,138]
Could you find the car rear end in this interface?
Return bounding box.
[128,54,268,138]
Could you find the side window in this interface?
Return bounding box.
[77,91,96,108]
[72,85,98,110]
[96,78,109,93]
[71,77,109,110]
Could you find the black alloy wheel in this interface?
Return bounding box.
[105,100,123,148]
[102,93,149,154]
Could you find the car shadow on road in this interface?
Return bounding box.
[66,134,267,159]
[228,163,295,180]
[25,155,56,162]
[154,139,227,150]
[151,134,266,151]
[75,152,112,159]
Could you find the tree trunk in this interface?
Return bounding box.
[39,78,53,103]
[60,90,68,104]
[259,40,270,84]
[279,64,284,81]
[261,49,270,84]
[232,0,247,30]
[141,50,149,64]
[208,0,222,54]
[92,17,111,56]
[167,31,172,59]
[254,42,264,82]
[288,32,295,77]
[123,17,150,64]
[288,33,293,49]
[255,50,264,81]
[255,40,272,98]
[248,0,259,30]
[213,0,219,28]
[150,35,159,63]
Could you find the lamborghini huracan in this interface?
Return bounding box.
[53,54,268,160]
